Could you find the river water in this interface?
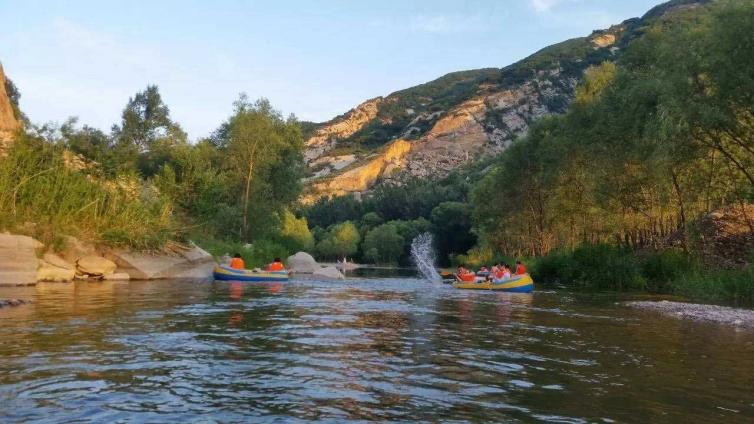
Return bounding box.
[1,277,753,423]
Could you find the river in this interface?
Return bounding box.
[1,277,753,423]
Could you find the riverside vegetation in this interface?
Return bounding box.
[0,0,752,304]
[300,0,754,305]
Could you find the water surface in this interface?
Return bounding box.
[1,278,753,422]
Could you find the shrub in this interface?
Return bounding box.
[531,250,575,286]
[0,137,176,249]
[673,267,754,307]
[641,249,697,293]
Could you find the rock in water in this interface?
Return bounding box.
[76,255,117,277]
[287,252,320,274]
[313,266,345,280]
[103,272,130,281]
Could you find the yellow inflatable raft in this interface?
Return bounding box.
[453,274,534,293]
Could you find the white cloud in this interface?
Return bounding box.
[529,0,579,13]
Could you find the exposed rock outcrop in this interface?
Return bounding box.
[0,63,21,153]
[306,139,412,201]
[76,255,118,278]
[304,97,383,162]
[105,244,215,280]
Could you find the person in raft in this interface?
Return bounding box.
[515,260,527,276]
[266,258,286,272]
[456,266,476,283]
[230,253,245,270]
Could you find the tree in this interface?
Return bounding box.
[222,96,304,240]
[113,85,184,153]
[278,210,314,252]
[362,223,404,264]
[316,221,360,259]
[431,202,477,265]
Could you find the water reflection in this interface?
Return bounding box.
[0,279,753,422]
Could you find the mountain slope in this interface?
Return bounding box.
[0,63,21,152]
[303,0,712,202]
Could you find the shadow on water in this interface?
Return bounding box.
[1,278,754,422]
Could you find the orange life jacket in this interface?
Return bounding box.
[460,273,476,282]
[267,261,285,272]
[516,264,527,275]
[230,257,245,270]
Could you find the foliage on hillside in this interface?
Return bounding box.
[473,0,753,258]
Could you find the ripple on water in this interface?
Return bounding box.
[1,279,754,422]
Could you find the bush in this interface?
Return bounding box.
[531,250,575,286]
[673,267,754,307]
[0,137,176,249]
[641,249,697,293]
[531,244,644,291]
[277,210,314,252]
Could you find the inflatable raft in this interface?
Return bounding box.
[453,274,534,293]
[213,265,289,282]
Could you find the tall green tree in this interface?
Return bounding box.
[220,96,304,240]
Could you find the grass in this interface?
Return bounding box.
[0,138,177,250]
[530,243,754,306]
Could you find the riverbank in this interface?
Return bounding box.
[529,244,754,307]
[0,233,216,285]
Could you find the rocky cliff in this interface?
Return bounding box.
[0,63,21,152]
[303,0,710,201]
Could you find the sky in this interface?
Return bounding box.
[0,0,663,140]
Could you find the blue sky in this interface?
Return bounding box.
[1,0,662,140]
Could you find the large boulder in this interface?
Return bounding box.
[60,236,97,264]
[76,255,117,277]
[105,245,215,280]
[42,252,75,270]
[287,252,320,274]
[312,266,345,280]
[0,233,43,285]
[37,260,75,282]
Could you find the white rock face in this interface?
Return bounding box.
[76,255,117,277]
[43,252,75,270]
[287,252,320,274]
[106,245,215,280]
[313,266,345,280]
[0,233,43,285]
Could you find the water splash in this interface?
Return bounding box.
[411,233,442,282]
